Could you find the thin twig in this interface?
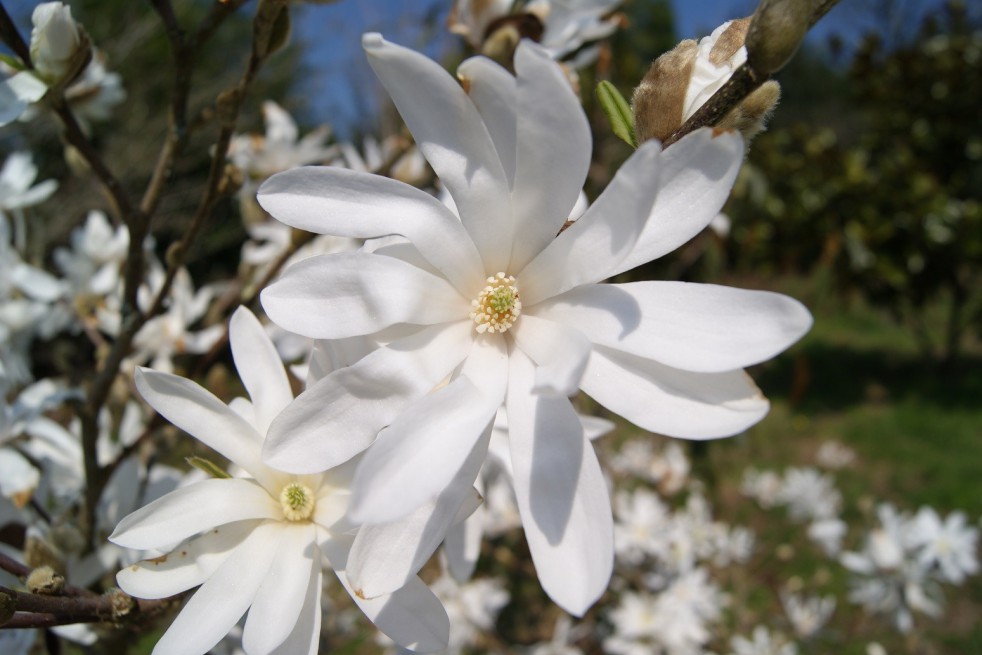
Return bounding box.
[663,64,765,147]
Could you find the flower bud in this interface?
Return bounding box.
[633,18,781,144]
[632,39,697,144]
[30,2,86,83]
[746,0,811,75]
[27,565,65,595]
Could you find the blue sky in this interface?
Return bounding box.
[287,0,932,138]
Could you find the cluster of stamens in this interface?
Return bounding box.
[279,482,315,521]
[470,272,521,334]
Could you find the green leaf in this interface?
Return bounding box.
[186,456,231,479]
[0,54,26,71]
[596,80,637,148]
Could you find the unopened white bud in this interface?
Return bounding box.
[30,2,84,83]
[27,565,65,595]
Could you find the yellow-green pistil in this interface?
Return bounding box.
[471,273,521,334]
[279,482,315,521]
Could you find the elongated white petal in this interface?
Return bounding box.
[457,56,516,187]
[341,571,449,654]
[509,41,592,272]
[347,427,490,598]
[363,33,512,272]
[257,166,484,290]
[511,314,591,396]
[109,479,280,550]
[229,307,294,434]
[581,346,770,439]
[262,252,468,340]
[134,368,271,486]
[519,141,662,305]
[534,282,812,372]
[443,505,483,583]
[507,349,613,616]
[243,523,317,655]
[348,376,496,524]
[116,520,258,599]
[268,565,321,655]
[264,322,473,473]
[151,522,281,655]
[609,128,744,276]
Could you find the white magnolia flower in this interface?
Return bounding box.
[258,35,810,615]
[807,517,847,557]
[729,626,797,655]
[613,487,672,565]
[449,0,622,64]
[416,570,510,655]
[110,307,450,655]
[741,467,783,509]
[528,615,585,655]
[609,439,690,494]
[780,590,835,639]
[64,50,126,127]
[908,507,979,584]
[1,150,58,252]
[814,440,856,469]
[606,568,725,655]
[128,266,224,373]
[841,504,943,633]
[229,100,336,185]
[0,151,58,215]
[776,467,841,522]
[30,2,84,83]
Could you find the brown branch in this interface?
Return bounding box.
[0,586,179,629]
[78,1,283,541]
[192,0,251,49]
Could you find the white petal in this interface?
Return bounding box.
[109,478,280,550]
[264,322,473,473]
[268,565,321,655]
[229,307,294,434]
[518,141,662,305]
[457,56,517,187]
[257,166,483,290]
[533,281,813,372]
[348,376,496,524]
[0,449,39,498]
[443,507,483,583]
[508,41,592,272]
[324,536,449,655]
[243,523,317,655]
[261,252,468,339]
[362,33,512,272]
[580,346,770,439]
[511,314,591,396]
[506,349,613,616]
[134,368,272,486]
[116,520,258,599]
[151,521,281,655]
[609,128,744,276]
[347,428,490,598]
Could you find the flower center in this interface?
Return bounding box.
[279,482,315,521]
[471,272,521,334]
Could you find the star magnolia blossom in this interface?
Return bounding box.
[258,34,812,614]
[110,307,449,655]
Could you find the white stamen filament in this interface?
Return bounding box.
[470,272,521,334]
